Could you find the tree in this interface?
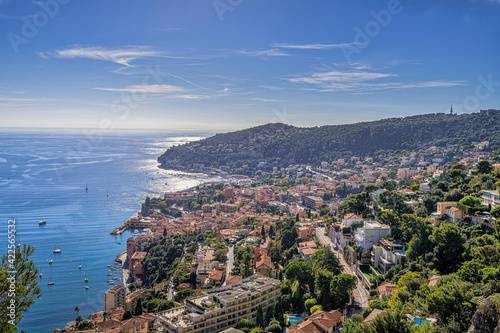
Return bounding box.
[280,227,298,251]
[75,306,80,317]
[265,304,273,325]
[309,305,323,314]
[134,298,143,316]
[122,310,133,320]
[459,196,482,208]
[311,247,341,274]
[444,188,464,202]
[339,192,370,216]
[291,280,305,312]
[280,178,289,186]
[342,319,369,333]
[158,201,167,211]
[241,251,253,278]
[214,249,227,262]
[304,298,317,314]
[256,304,264,327]
[365,184,379,193]
[76,320,94,330]
[399,214,426,244]
[173,288,195,302]
[491,207,500,218]
[273,298,284,323]
[429,223,466,273]
[370,310,413,333]
[330,274,357,308]
[265,319,282,333]
[474,160,494,175]
[495,219,500,241]
[284,259,312,285]
[449,164,468,182]
[315,268,334,308]
[381,180,398,191]
[302,177,310,185]
[0,244,41,333]
[426,276,475,332]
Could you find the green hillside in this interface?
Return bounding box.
[158,112,500,173]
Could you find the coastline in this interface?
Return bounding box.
[112,167,225,290]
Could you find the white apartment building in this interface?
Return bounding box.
[354,221,390,250]
[157,275,281,333]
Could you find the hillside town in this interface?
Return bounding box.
[52,143,500,333]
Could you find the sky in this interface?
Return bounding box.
[0,0,499,132]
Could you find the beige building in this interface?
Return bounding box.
[157,275,281,333]
[482,190,499,208]
[431,202,464,225]
[105,285,126,313]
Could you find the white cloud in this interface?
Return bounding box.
[172,94,211,100]
[288,69,466,93]
[273,43,358,50]
[41,46,162,67]
[236,49,289,57]
[95,84,185,93]
[289,71,395,85]
[252,97,282,103]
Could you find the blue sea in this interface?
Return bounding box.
[0,129,220,332]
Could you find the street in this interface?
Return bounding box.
[223,245,234,286]
[316,227,369,310]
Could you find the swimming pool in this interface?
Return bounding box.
[288,316,303,323]
[414,318,431,326]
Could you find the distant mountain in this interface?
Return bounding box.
[158,112,500,174]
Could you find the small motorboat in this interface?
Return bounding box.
[47,281,55,285]
[39,220,47,225]
[53,249,62,253]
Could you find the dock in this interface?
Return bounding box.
[110,224,127,235]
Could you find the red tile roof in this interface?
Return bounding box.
[96,319,121,330]
[428,275,440,286]
[121,316,148,329]
[377,283,396,294]
[255,254,272,270]
[364,309,384,323]
[179,282,194,290]
[290,310,343,333]
[226,275,241,285]
[208,270,224,281]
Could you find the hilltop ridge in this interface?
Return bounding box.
[158,112,500,175]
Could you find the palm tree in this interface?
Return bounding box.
[75,306,80,317]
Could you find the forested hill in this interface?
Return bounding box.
[158,112,500,172]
